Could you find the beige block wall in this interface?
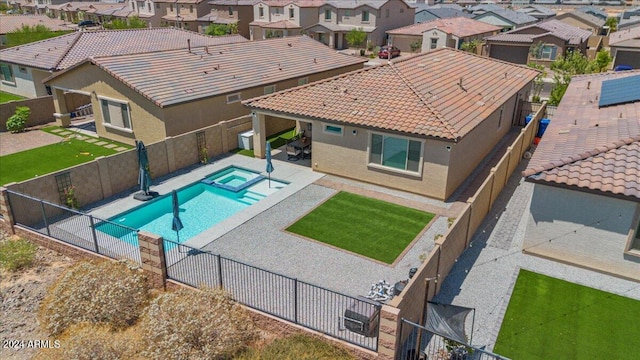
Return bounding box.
[388,34,421,54]
[0,96,55,131]
[311,121,452,199]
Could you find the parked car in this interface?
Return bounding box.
[78,20,99,28]
[378,45,400,59]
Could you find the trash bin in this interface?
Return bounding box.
[343,298,380,337]
[525,114,534,126]
[238,130,254,150]
[537,118,551,138]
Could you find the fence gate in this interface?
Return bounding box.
[398,318,510,360]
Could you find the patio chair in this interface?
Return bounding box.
[302,144,312,159]
[286,144,301,160]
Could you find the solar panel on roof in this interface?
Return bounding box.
[598,75,640,108]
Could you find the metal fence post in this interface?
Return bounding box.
[217,254,223,289]
[294,278,298,324]
[40,200,50,236]
[88,215,99,253]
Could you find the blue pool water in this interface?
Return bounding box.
[96,167,287,247]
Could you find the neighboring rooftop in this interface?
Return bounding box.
[486,19,592,45]
[388,17,501,37]
[473,8,538,26]
[0,14,71,34]
[244,48,538,141]
[609,26,640,46]
[413,6,472,21]
[46,36,367,108]
[556,10,606,28]
[523,71,640,200]
[0,27,248,71]
[515,4,557,17]
[576,5,608,20]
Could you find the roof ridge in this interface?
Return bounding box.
[523,135,640,177]
[52,31,83,71]
[388,57,460,140]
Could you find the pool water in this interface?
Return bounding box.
[96,167,287,247]
[202,166,265,192]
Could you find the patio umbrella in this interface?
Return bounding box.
[136,140,152,195]
[265,142,274,188]
[171,190,183,242]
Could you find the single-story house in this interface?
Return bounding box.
[0,14,71,48]
[387,17,501,53]
[486,19,592,65]
[575,5,608,21]
[618,7,640,31]
[0,27,248,98]
[523,71,640,281]
[43,36,367,145]
[244,48,539,200]
[472,8,538,32]
[554,10,606,35]
[515,4,556,21]
[411,3,472,23]
[609,26,640,69]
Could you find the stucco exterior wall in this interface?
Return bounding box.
[525,183,640,280]
[389,34,421,53]
[376,0,415,45]
[0,64,51,98]
[420,28,449,51]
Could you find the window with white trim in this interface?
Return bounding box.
[362,10,369,22]
[324,9,331,20]
[369,133,421,173]
[0,63,14,83]
[264,84,276,95]
[323,124,343,136]
[540,45,558,60]
[226,92,241,103]
[99,98,131,130]
[430,38,438,49]
[298,77,308,86]
[289,7,294,18]
[228,6,233,15]
[258,6,264,18]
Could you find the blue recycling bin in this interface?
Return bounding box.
[537,118,550,138]
[525,114,534,125]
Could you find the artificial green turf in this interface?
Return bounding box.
[0,138,124,185]
[0,91,26,103]
[494,269,640,359]
[286,192,434,264]
[232,127,297,157]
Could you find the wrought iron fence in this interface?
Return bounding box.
[399,318,510,360]
[163,239,381,352]
[6,190,141,264]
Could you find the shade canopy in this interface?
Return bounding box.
[171,190,183,241]
[266,142,274,187]
[137,141,152,195]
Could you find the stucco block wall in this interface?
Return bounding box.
[525,183,640,280]
[0,96,55,130]
[1,64,40,98]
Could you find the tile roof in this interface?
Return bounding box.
[244,48,539,140]
[523,71,640,199]
[609,26,640,46]
[0,14,72,34]
[0,28,248,71]
[516,5,556,16]
[249,19,301,29]
[417,8,473,20]
[262,0,327,6]
[556,11,605,28]
[162,14,199,22]
[325,0,389,9]
[412,4,464,11]
[197,13,238,23]
[486,19,592,45]
[208,0,261,5]
[47,36,367,108]
[474,9,538,25]
[388,17,500,37]
[304,22,375,32]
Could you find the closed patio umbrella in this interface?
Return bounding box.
[137,140,152,196]
[266,142,274,188]
[171,190,183,242]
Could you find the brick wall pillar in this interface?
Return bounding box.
[378,305,401,360]
[138,231,167,290]
[0,186,16,234]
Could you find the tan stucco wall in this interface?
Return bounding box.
[0,65,51,98]
[446,91,522,199]
[555,15,600,35]
[389,34,421,53]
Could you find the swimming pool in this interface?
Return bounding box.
[96,166,287,246]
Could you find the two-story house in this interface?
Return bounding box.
[127,0,162,27]
[249,0,319,41]
[155,0,210,32]
[200,0,259,38]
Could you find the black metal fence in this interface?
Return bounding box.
[163,239,381,352]
[6,190,141,264]
[399,318,510,360]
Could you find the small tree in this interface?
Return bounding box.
[460,40,480,54]
[605,17,618,32]
[345,27,367,53]
[410,40,422,53]
[548,73,571,106]
[590,49,612,73]
[6,106,30,133]
[104,16,147,29]
[205,23,238,36]
[527,63,547,103]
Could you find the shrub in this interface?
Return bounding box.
[39,261,149,335]
[0,237,37,271]
[6,106,30,133]
[139,288,256,360]
[238,334,355,360]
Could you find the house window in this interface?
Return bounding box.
[430,38,437,49]
[362,10,369,22]
[385,9,389,18]
[298,77,308,86]
[540,45,558,60]
[189,5,193,13]
[99,98,131,130]
[228,6,233,15]
[264,84,276,95]
[345,10,351,17]
[369,133,421,173]
[289,7,294,18]
[226,92,241,103]
[323,124,343,136]
[274,7,282,14]
[259,6,264,18]
[324,9,331,20]
[0,63,14,84]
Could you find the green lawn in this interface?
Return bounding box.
[232,127,298,157]
[286,192,434,264]
[0,91,26,104]
[0,133,131,185]
[494,270,640,359]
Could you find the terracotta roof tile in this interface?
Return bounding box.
[0,14,71,34]
[244,48,539,140]
[524,71,640,199]
[609,26,640,46]
[487,19,591,45]
[46,36,366,108]
[387,17,500,38]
